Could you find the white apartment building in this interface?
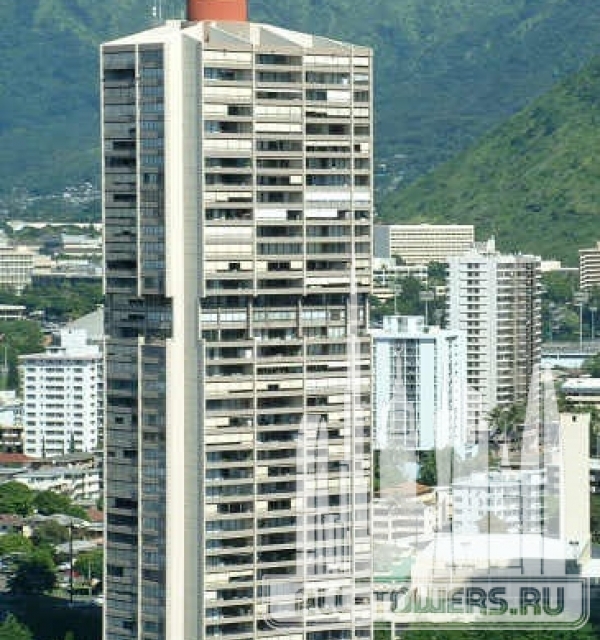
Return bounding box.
[372,315,466,452]
[447,239,541,434]
[373,223,474,264]
[102,7,372,639]
[19,328,102,458]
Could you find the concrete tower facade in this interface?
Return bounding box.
[102,16,373,640]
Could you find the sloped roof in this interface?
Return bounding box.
[104,19,371,55]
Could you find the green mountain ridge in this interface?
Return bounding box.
[1,0,600,200]
[378,53,600,266]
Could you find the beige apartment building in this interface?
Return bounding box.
[102,13,373,640]
[0,244,36,293]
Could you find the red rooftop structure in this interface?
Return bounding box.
[187,0,248,21]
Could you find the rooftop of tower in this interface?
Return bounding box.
[103,19,371,54]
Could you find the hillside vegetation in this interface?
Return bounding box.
[2,0,600,198]
[378,54,600,265]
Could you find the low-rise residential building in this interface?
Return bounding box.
[60,234,102,258]
[0,391,23,453]
[0,451,101,504]
[0,305,27,321]
[31,260,102,289]
[452,468,546,535]
[562,377,600,407]
[373,483,451,545]
[372,258,429,302]
[13,465,101,502]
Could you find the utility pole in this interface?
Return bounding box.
[574,291,588,349]
[69,521,74,606]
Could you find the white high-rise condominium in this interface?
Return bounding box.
[102,2,373,638]
[447,239,541,436]
[20,328,102,458]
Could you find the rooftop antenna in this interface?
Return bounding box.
[187,0,248,21]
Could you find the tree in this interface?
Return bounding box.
[487,402,526,435]
[0,614,32,640]
[32,490,89,521]
[542,271,578,305]
[8,549,56,594]
[0,481,35,516]
[31,520,70,547]
[0,320,45,389]
[33,490,72,516]
[19,282,103,323]
[427,261,447,286]
[0,532,33,556]
[582,352,600,377]
[417,451,437,487]
[74,548,103,581]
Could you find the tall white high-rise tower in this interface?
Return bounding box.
[447,239,541,436]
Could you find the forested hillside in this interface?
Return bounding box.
[378,54,600,265]
[1,0,600,199]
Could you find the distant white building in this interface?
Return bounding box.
[0,243,37,293]
[60,233,102,257]
[372,315,467,451]
[19,328,103,458]
[579,241,600,290]
[374,224,475,264]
